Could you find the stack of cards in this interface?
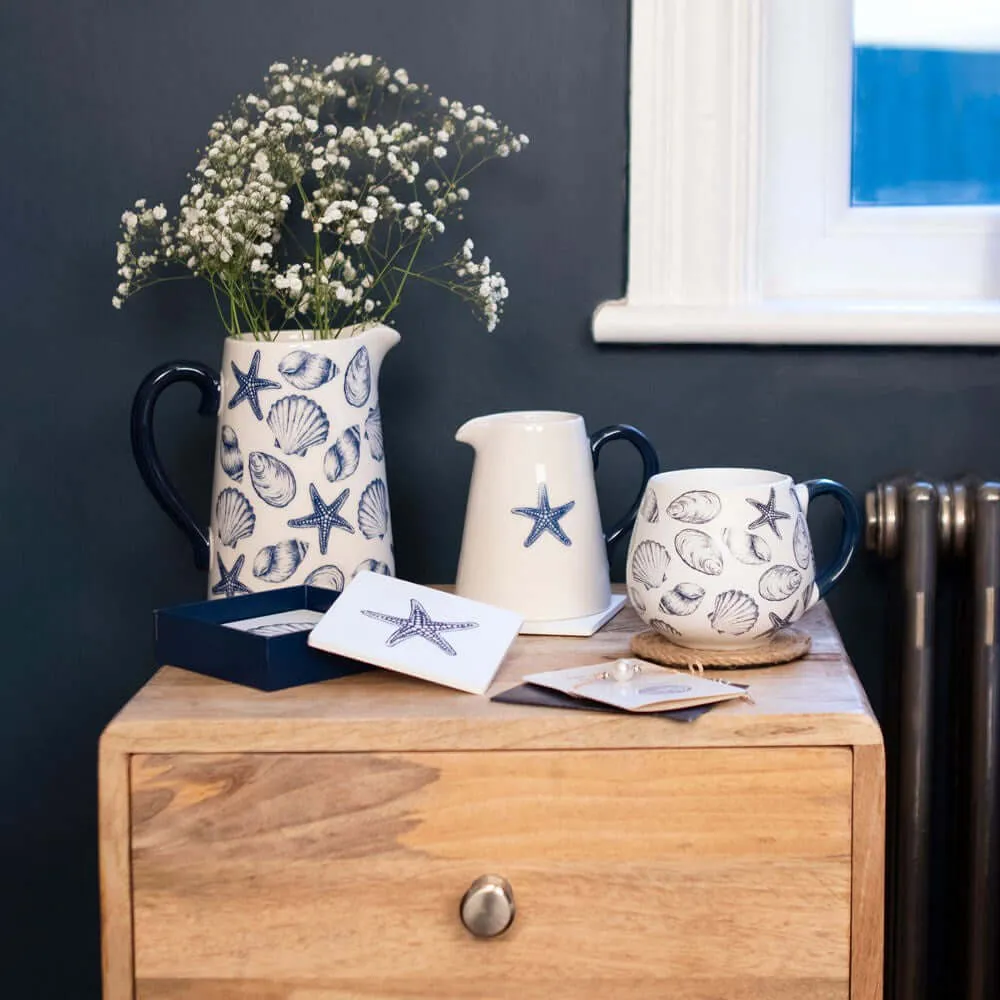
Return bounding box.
[522,660,748,713]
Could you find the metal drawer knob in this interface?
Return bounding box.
[460,875,515,938]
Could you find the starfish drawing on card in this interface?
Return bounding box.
[511,483,575,547]
[361,599,479,656]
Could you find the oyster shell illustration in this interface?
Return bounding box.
[324,425,361,482]
[344,345,372,407]
[675,529,724,576]
[802,582,819,611]
[793,515,812,570]
[353,558,391,578]
[248,451,297,508]
[630,539,671,590]
[358,478,390,540]
[627,585,647,615]
[248,621,312,636]
[278,349,338,390]
[759,564,802,602]
[252,539,308,583]
[666,490,721,524]
[215,488,256,548]
[364,405,384,461]
[267,395,330,457]
[650,619,682,639]
[658,582,706,616]
[722,527,771,566]
[304,564,345,591]
[220,425,243,481]
[640,488,659,523]
[708,590,759,636]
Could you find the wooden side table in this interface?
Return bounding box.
[100,598,884,999]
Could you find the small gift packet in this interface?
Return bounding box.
[308,572,523,694]
[523,659,750,713]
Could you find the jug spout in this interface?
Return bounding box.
[455,415,491,449]
[361,323,401,363]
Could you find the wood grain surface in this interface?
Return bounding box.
[131,748,854,1000]
[102,600,881,756]
[850,743,886,999]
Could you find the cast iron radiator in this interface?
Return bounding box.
[866,480,999,1000]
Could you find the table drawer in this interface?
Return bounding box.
[131,747,853,999]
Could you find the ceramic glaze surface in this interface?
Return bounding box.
[207,326,399,599]
[455,411,612,620]
[627,469,822,650]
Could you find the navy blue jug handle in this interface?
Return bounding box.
[804,478,862,598]
[589,425,660,550]
[130,362,221,571]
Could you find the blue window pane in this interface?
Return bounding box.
[851,46,1000,206]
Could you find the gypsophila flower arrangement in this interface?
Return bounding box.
[114,55,527,338]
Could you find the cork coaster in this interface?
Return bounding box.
[630,628,811,670]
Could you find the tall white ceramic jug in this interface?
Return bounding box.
[132,325,399,598]
[454,411,658,621]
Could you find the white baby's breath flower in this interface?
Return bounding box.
[425,178,440,193]
[122,211,138,231]
[111,295,122,309]
[359,54,373,67]
[433,146,447,158]
[360,206,377,224]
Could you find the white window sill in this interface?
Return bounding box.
[593,300,1000,345]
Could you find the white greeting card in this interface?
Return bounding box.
[224,609,324,636]
[308,573,523,694]
[523,660,748,713]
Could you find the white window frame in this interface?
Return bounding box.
[593,0,1000,345]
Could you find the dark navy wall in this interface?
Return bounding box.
[2,1,999,995]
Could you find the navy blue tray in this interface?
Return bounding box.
[154,585,367,691]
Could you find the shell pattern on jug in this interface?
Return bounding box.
[627,478,820,650]
[207,326,398,599]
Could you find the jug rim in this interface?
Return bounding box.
[649,467,794,490]
[461,410,583,427]
[227,323,397,345]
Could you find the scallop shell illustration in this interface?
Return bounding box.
[722,527,771,566]
[215,488,256,548]
[759,564,802,602]
[344,346,372,407]
[630,539,671,590]
[628,585,647,615]
[364,406,384,461]
[324,426,361,482]
[248,451,296,508]
[666,490,721,524]
[793,515,812,570]
[650,619,682,639]
[220,425,243,481]
[358,478,390,540]
[278,349,338,390]
[658,582,706,616]
[675,529,724,576]
[252,539,308,583]
[304,564,345,591]
[267,395,330,457]
[708,590,759,636]
[353,558,391,578]
[640,489,659,523]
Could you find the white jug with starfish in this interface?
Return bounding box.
[454,411,658,621]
